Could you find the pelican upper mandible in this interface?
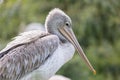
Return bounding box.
[0,8,96,80]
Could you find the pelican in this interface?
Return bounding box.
[0,8,96,80]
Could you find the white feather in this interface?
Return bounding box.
[0,30,48,53]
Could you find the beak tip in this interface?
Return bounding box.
[93,69,96,75]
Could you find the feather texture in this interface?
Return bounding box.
[0,30,59,80]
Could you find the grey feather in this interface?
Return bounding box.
[0,31,59,80]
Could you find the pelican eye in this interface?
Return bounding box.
[65,22,70,27]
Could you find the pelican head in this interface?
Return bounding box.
[45,8,96,74]
[45,8,72,43]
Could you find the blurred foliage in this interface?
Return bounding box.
[0,0,120,80]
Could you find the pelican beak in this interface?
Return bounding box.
[59,27,96,75]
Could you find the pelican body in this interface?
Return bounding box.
[0,8,95,80]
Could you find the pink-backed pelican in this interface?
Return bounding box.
[0,8,96,80]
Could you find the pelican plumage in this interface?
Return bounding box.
[0,8,95,80]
